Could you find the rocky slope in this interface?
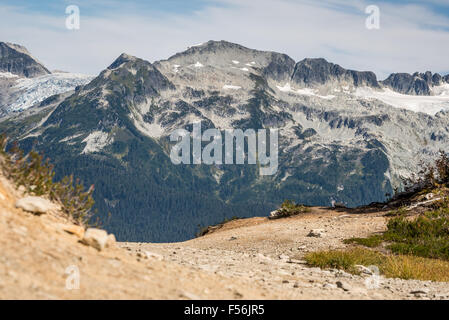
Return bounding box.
[1,40,449,242]
[0,169,270,299]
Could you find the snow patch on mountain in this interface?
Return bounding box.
[223,84,241,90]
[355,87,449,115]
[277,83,335,100]
[8,73,94,112]
[0,72,19,79]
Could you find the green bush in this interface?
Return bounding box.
[383,205,449,260]
[0,134,95,225]
[270,199,311,219]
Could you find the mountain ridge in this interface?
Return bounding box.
[1,40,449,242]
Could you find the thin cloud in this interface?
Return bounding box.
[0,0,448,79]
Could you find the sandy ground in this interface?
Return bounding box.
[1,171,449,300]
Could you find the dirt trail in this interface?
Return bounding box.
[1,170,449,299]
[124,208,449,300]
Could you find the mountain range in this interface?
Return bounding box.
[1,40,448,242]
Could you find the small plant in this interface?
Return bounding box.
[0,134,95,226]
[269,200,311,219]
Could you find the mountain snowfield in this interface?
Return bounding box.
[1,40,449,242]
[0,72,94,113]
[355,85,449,116]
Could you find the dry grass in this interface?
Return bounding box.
[382,255,449,282]
[305,248,449,282]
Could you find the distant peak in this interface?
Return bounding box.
[0,41,51,78]
[107,53,140,70]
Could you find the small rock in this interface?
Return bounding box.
[335,214,351,219]
[354,265,374,275]
[179,291,201,300]
[293,282,300,288]
[144,251,163,261]
[279,254,290,260]
[61,224,85,238]
[323,283,337,289]
[288,259,307,264]
[106,234,116,248]
[81,228,109,251]
[269,209,281,219]
[425,193,435,200]
[0,191,5,201]
[15,196,60,215]
[411,289,429,297]
[336,281,351,291]
[229,236,237,241]
[257,253,272,261]
[307,229,325,237]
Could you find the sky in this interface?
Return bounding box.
[1,0,449,79]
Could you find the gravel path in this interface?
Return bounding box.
[123,208,449,300]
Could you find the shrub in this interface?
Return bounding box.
[270,199,311,219]
[403,150,449,193]
[0,134,95,225]
[383,205,449,260]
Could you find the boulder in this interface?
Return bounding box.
[81,228,109,251]
[307,229,325,237]
[15,196,60,215]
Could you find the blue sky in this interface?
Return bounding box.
[1,0,449,78]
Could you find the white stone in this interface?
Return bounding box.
[144,251,163,261]
[82,228,109,251]
[15,196,60,215]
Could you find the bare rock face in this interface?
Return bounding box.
[381,71,446,96]
[15,196,60,215]
[81,228,109,251]
[0,42,51,78]
[291,58,380,88]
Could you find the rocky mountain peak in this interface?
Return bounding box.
[291,58,380,89]
[107,53,139,70]
[0,42,51,78]
[381,71,449,96]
